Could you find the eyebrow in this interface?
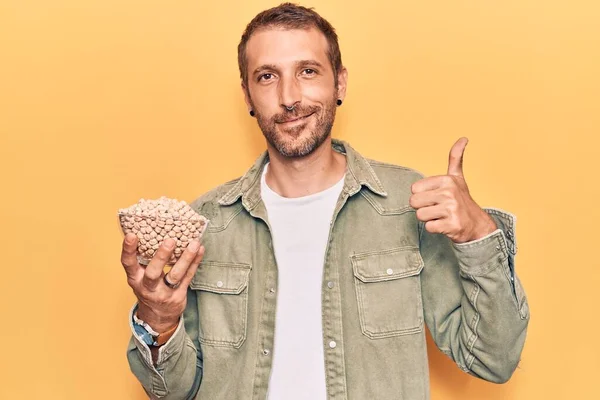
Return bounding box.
[252,60,325,76]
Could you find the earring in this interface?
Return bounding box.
[249,110,255,117]
[336,99,343,106]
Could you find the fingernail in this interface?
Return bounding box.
[125,233,136,244]
[164,238,175,249]
[188,240,200,252]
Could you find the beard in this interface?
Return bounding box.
[252,95,337,158]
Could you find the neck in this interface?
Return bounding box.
[265,137,347,198]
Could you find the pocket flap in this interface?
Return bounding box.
[351,247,423,283]
[190,261,251,294]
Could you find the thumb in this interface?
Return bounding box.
[447,137,468,176]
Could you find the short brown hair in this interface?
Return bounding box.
[238,3,343,87]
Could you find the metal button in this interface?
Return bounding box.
[327,281,334,289]
[386,268,393,275]
[495,246,501,251]
[263,349,270,356]
[216,281,224,288]
[329,341,337,349]
[269,287,276,293]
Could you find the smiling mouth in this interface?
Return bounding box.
[277,113,314,124]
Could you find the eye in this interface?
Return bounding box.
[258,73,274,82]
[302,68,316,76]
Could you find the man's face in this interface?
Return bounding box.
[243,27,347,158]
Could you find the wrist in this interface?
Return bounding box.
[136,305,180,333]
[469,213,498,242]
[133,308,181,348]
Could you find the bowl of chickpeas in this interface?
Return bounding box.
[118,196,209,265]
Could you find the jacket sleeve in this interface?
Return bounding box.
[419,207,530,383]
[126,287,203,399]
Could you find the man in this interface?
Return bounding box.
[122,3,529,399]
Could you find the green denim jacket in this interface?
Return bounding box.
[127,139,529,399]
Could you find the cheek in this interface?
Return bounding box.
[301,81,334,102]
[249,84,278,109]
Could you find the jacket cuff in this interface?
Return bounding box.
[130,303,187,364]
[483,207,517,255]
[451,208,517,277]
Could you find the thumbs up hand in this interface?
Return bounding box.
[409,138,497,243]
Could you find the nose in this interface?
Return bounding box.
[279,74,301,111]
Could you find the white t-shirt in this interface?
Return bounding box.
[261,162,345,400]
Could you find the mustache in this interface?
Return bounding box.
[273,104,320,123]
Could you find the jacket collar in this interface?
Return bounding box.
[218,139,388,210]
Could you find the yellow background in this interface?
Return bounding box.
[1,0,598,398]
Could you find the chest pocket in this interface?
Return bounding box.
[351,247,424,339]
[190,261,251,348]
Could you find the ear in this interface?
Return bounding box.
[241,80,252,110]
[336,67,348,102]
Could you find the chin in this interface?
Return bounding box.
[271,128,330,158]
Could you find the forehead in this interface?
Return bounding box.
[245,27,330,70]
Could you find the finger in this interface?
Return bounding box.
[178,246,205,291]
[424,219,448,235]
[165,240,201,285]
[409,191,445,209]
[447,137,468,177]
[121,233,143,281]
[142,238,176,290]
[411,175,450,194]
[415,205,448,222]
